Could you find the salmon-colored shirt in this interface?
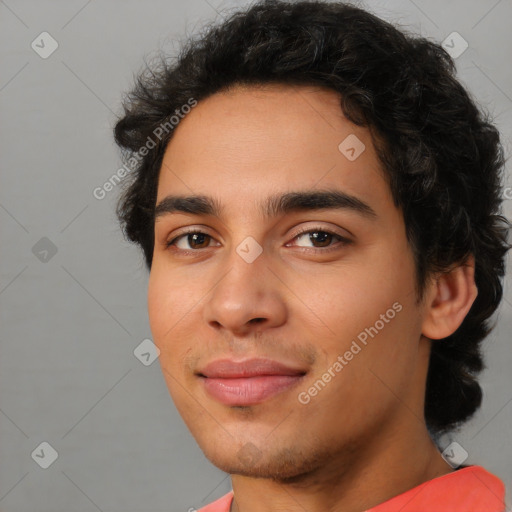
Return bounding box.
[197,465,506,512]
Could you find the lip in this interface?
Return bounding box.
[197,358,307,406]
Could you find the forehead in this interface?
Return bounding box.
[157,83,390,212]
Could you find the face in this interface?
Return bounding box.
[148,84,432,480]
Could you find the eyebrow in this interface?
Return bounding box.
[154,189,377,220]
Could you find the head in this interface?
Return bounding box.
[114,0,510,479]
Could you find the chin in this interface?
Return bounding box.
[200,441,332,482]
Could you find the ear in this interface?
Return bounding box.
[421,254,478,340]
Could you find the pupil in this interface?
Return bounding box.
[190,233,208,248]
[311,231,331,247]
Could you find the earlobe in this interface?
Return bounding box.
[421,255,478,340]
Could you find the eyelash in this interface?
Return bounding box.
[165,226,351,255]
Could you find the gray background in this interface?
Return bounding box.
[1,0,511,511]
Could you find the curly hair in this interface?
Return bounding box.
[113,0,510,436]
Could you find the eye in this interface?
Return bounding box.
[288,227,351,251]
[166,230,217,251]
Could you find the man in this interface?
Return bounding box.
[113,1,510,510]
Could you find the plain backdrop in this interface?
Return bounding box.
[1,1,511,511]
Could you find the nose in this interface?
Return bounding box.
[202,245,288,337]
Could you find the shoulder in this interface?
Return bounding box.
[367,465,506,512]
[197,491,234,512]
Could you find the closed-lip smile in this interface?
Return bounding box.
[197,357,307,406]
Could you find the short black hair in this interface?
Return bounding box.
[113,0,510,436]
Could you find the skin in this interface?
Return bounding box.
[148,83,478,512]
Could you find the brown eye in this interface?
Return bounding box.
[185,233,211,249]
[292,229,345,249]
[166,231,214,250]
[307,231,333,247]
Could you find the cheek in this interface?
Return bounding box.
[290,256,420,390]
[296,310,420,441]
[147,265,199,341]
[148,272,196,407]
[147,274,169,346]
[148,274,189,386]
[289,262,406,342]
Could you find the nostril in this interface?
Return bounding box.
[250,318,265,324]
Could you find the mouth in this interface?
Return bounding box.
[197,358,307,406]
